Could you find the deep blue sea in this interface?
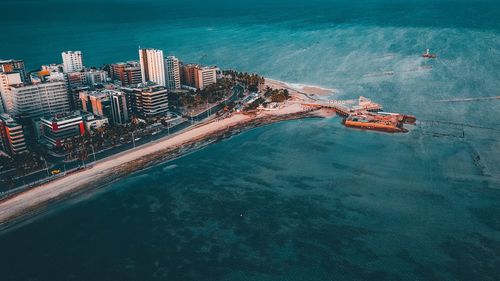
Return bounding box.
[1,1,499,280]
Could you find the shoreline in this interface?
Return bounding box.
[264,78,338,100]
[0,101,331,227]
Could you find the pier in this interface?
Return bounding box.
[301,97,414,133]
[302,96,383,116]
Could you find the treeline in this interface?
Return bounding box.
[223,70,265,92]
[175,78,234,109]
[263,86,290,102]
[61,118,147,161]
[0,151,45,190]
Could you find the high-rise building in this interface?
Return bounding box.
[181,64,197,88]
[70,86,90,112]
[123,83,168,118]
[62,51,84,73]
[165,56,181,90]
[40,111,84,147]
[80,91,112,118]
[194,66,217,90]
[0,113,27,155]
[80,89,129,125]
[139,48,166,87]
[108,90,130,125]
[10,81,71,119]
[67,71,87,88]
[0,59,26,81]
[0,72,23,113]
[84,69,108,86]
[181,64,217,90]
[109,61,142,86]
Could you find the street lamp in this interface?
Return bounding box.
[91,145,96,163]
[42,157,50,177]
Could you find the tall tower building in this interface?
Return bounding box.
[139,48,166,87]
[62,51,84,73]
[108,90,130,125]
[165,56,181,90]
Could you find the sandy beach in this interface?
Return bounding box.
[264,78,337,100]
[0,89,332,226]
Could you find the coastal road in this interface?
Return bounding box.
[2,85,244,195]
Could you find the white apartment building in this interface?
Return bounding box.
[165,56,181,90]
[10,81,71,119]
[139,48,166,87]
[62,51,84,73]
[0,72,22,113]
[85,69,108,85]
[195,66,217,90]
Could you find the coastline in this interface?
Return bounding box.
[0,96,334,227]
[264,78,338,100]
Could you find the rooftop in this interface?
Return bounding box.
[112,61,140,66]
[124,81,167,91]
[0,113,20,126]
[0,59,23,63]
[42,111,83,123]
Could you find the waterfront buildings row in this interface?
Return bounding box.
[138,48,217,90]
[0,48,220,156]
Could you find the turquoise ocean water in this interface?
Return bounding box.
[0,1,499,280]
